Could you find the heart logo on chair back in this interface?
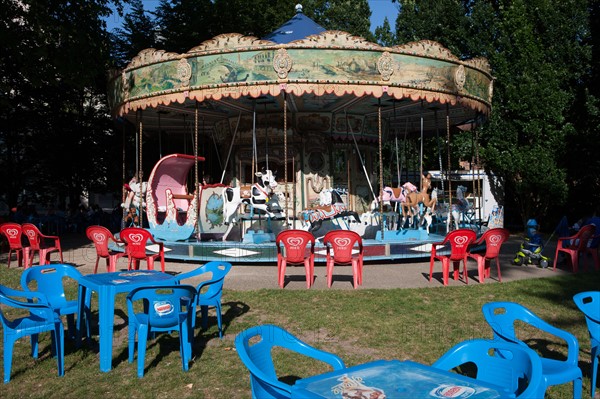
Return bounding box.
[287,237,303,247]
[333,237,352,248]
[93,233,106,242]
[6,229,18,238]
[454,236,468,246]
[129,233,144,244]
[489,234,501,244]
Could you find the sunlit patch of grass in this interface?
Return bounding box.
[0,264,597,398]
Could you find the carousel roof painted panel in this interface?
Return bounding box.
[108,31,492,137]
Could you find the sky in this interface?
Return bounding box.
[105,0,399,34]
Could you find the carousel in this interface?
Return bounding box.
[108,5,495,263]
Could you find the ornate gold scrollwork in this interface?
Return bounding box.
[454,64,466,92]
[273,48,292,79]
[377,51,395,81]
[177,58,192,88]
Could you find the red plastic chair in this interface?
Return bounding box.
[120,227,165,272]
[429,228,477,286]
[86,225,127,273]
[22,223,63,266]
[468,228,510,283]
[322,230,363,288]
[276,230,315,288]
[553,224,596,272]
[0,223,29,268]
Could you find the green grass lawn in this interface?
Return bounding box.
[0,265,598,398]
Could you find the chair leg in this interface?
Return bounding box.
[442,259,450,286]
[3,335,15,383]
[429,257,435,282]
[496,258,502,282]
[475,256,485,283]
[303,259,312,288]
[278,259,286,288]
[326,260,334,288]
[147,258,154,271]
[352,259,360,288]
[573,375,582,399]
[591,345,599,399]
[53,323,64,377]
[136,325,148,378]
[215,303,223,338]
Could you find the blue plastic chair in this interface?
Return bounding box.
[235,324,346,399]
[573,292,600,398]
[175,261,232,338]
[0,284,64,383]
[482,302,583,399]
[21,263,90,339]
[433,338,544,398]
[126,284,197,378]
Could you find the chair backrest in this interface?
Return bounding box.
[482,301,579,366]
[127,285,196,329]
[444,228,477,261]
[433,339,543,398]
[235,324,345,399]
[322,230,362,263]
[573,291,600,344]
[478,228,510,259]
[0,284,55,326]
[22,223,44,249]
[276,230,315,263]
[0,223,24,250]
[86,225,115,257]
[120,227,155,259]
[573,224,596,250]
[21,264,83,310]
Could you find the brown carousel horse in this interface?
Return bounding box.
[401,173,437,227]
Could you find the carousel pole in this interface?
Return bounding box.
[474,119,482,223]
[252,102,257,181]
[419,101,424,190]
[435,109,445,194]
[138,109,144,227]
[195,103,200,237]
[283,91,288,224]
[264,102,269,171]
[221,112,241,184]
[378,99,384,239]
[158,111,162,159]
[346,109,377,201]
[121,121,127,229]
[446,104,453,228]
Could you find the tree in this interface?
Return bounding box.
[0,0,125,211]
[112,0,157,67]
[305,0,375,42]
[394,0,593,228]
[374,17,395,47]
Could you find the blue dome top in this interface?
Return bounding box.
[262,5,326,44]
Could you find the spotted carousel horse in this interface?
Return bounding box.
[222,169,279,227]
[447,185,471,231]
[300,188,361,233]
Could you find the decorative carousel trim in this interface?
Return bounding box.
[114,82,491,117]
[128,48,180,69]
[393,40,459,62]
[187,33,273,54]
[273,48,292,79]
[377,51,395,81]
[454,65,466,92]
[177,58,192,88]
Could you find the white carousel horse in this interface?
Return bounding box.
[222,169,278,227]
[122,177,147,210]
[447,185,471,231]
[300,188,361,233]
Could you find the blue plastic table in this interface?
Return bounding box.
[291,360,509,399]
[77,270,176,372]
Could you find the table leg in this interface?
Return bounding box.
[98,286,116,372]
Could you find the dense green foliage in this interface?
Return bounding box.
[395,0,598,228]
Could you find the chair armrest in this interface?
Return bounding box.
[528,317,580,365]
[295,344,346,370]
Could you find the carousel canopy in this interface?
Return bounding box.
[262,4,326,44]
[108,6,492,141]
